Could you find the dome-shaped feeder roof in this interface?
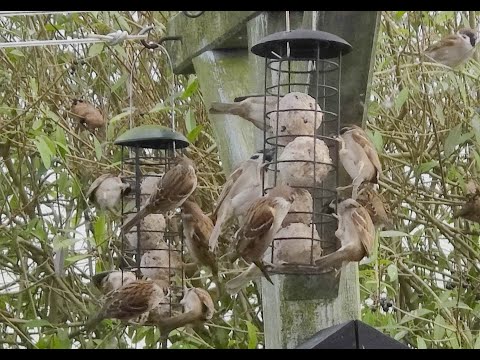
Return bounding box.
[114,125,190,149]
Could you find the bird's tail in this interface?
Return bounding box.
[209,102,242,116]
[253,260,274,285]
[225,264,262,295]
[208,208,228,252]
[121,205,150,235]
[314,250,346,270]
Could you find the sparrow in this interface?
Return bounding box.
[453,179,480,223]
[86,174,131,212]
[121,155,197,234]
[124,213,166,251]
[140,172,163,205]
[315,198,375,270]
[424,28,477,68]
[277,136,333,188]
[181,200,218,278]
[208,148,275,252]
[209,92,322,146]
[140,244,182,282]
[70,99,105,131]
[157,286,215,334]
[226,222,322,294]
[91,270,137,295]
[233,184,296,284]
[282,189,313,227]
[336,125,382,200]
[356,184,394,230]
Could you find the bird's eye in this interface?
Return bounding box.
[250,154,259,160]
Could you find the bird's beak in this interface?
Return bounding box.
[91,271,113,288]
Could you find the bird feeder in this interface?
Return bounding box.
[250,29,352,274]
[114,125,190,326]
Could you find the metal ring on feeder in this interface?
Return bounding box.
[251,29,352,275]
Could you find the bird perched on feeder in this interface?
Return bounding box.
[70,99,105,132]
[121,155,197,234]
[91,270,137,295]
[209,92,322,146]
[208,148,275,252]
[277,136,333,188]
[315,198,375,270]
[453,179,480,223]
[336,125,382,200]
[233,184,296,284]
[181,200,218,278]
[356,183,394,230]
[86,174,131,213]
[424,28,478,68]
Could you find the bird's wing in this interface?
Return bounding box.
[86,174,113,201]
[151,165,196,208]
[193,288,215,320]
[425,35,461,53]
[351,128,382,179]
[351,206,375,256]
[213,165,244,218]
[194,214,214,246]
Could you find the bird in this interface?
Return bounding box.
[315,198,375,270]
[277,136,333,188]
[140,243,182,282]
[356,184,394,230]
[226,222,322,294]
[336,125,382,200]
[208,148,275,252]
[156,286,215,336]
[70,99,105,132]
[181,200,218,278]
[233,184,296,284]
[91,270,137,295]
[140,172,163,205]
[121,155,197,235]
[209,92,323,146]
[453,179,480,223]
[86,174,131,213]
[282,189,313,227]
[124,213,166,252]
[424,28,477,68]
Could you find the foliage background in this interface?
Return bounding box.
[0,11,479,349]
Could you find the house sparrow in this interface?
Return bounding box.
[121,155,197,234]
[140,244,182,282]
[337,125,382,200]
[356,184,394,230]
[453,179,480,223]
[181,200,218,278]
[277,136,333,188]
[315,198,375,270]
[424,28,477,68]
[233,184,296,284]
[209,148,275,252]
[86,174,131,212]
[140,172,163,205]
[282,188,313,226]
[91,270,137,295]
[226,222,322,294]
[157,286,215,334]
[124,213,166,251]
[70,99,105,131]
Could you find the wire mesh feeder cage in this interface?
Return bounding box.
[250,29,352,275]
[113,125,190,328]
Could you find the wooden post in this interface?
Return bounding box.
[164,11,380,349]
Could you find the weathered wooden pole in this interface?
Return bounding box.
[164,11,380,348]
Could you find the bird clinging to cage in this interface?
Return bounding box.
[91,270,137,295]
[424,28,478,68]
[86,174,131,213]
[277,136,333,188]
[356,183,394,230]
[315,198,375,270]
[208,148,275,252]
[452,179,480,223]
[336,125,382,200]
[121,155,197,234]
[233,184,296,284]
[70,99,105,132]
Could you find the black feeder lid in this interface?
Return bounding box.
[114,125,190,150]
[296,320,409,349]
[251,29,352,60]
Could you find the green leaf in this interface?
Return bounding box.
[474,333,480,349]
[65,254,92,266]
[395,88,409,111]
[187,124,203,143]
[246,321,258,349]
[111,73,128,93]
[444,124,463,157]
[52,329,71,349]
[185,108,196,133]
[109,110,131,124]
[93,214,106,248]
[434,104,446,126]
[394,330,408,341]
[34,136,53,169]
[394,11,406,20]
[36,335,52,349]
[416,336,427,349]
[415,161,438,176]
[10,49,24,58]
[88,43,104,58]
[433,314,446,340]
[32,118,43,131]
[93,136,102,161]
[46,110,61,123]
[442,299,472,310]
[181,75,199,99]
[379,230,411,238]
[387,263,398,282]
[25,319,53,328]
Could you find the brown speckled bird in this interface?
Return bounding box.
[86,174,131,212]
[453,180,480,223]
[424,28,477,68]
[70,99,105,131]
[356,184,393,230]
